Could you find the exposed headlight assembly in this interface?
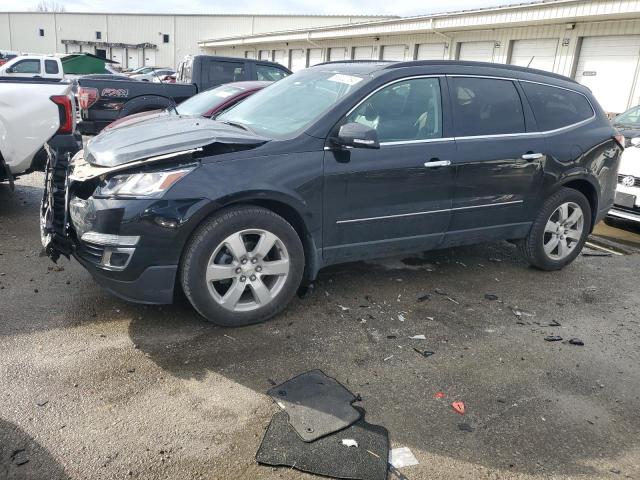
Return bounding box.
[97,165,196,198]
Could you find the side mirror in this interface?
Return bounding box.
[5,67,14,73]
[631,137,640,147]
[335,122,380,149]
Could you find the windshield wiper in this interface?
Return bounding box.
[219,120,249,131]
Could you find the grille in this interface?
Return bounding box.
[617,174,640,187]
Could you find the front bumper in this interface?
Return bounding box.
[608,206,640,223]
[74,253,178,304]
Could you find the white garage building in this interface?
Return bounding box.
[200,0,640,114]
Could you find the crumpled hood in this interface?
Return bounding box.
[85,115,269,167]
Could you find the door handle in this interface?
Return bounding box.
[522,152,544,161]
[423,160,451,168]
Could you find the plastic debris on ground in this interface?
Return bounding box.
[413,348,435,358]
[434,392,446,399]
[451,401,465,415]
[409,334,426,340]
[544,335,563,342]
[388,447,419,469]
[568,338,585,346]
[484,294,498,301]
[342,439,358,448]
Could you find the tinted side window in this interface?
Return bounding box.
[12,60,40,74]
[256,64,289,81]
[521,82,594,131]
[206,61,245,86]
[451,77,525,136]
[45,59,59,74]
[346,77,442,143]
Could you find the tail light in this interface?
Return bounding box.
[78,86,99,110]
[614,133,625,149]
[50,95,73,134]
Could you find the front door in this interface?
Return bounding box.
[323,76,456,262]
[445,76,545,244]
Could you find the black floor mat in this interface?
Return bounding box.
[267,369,361,442]
[256,407,389,480]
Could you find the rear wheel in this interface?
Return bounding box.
[180,206,304,326]
[518,188,591,270]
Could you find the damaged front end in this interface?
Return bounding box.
[41,116,270,282]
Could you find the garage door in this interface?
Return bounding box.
[353,46,374,60]
[510,38,558,72]
[144,49,156,67]
[308,48,323,66]
[382,45,405,61]
[575,35,640,114]
[127,49,141,70]
[459,41,495,62]
[245,51,255,59]
[273,50,287,67]
[111,48,124,67]
[416,43,446,60]
[259,50,271,61]
[290,49,306,71]
[329,47,348,61]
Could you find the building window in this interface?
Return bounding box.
[163,34,170,44]
[39,28,44,37]
[96,31,102,40]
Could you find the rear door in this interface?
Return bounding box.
[446,75,545,243]
[323,76,456,262]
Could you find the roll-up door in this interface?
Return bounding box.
[290,49,306,71]
[329,47,348,61]
[458,41,495,62]
[574,35,640,113]
[382,44,405,61]
[353,46,374,60]
[509,38,558,71]
[273,50,287,67]
[416,43,446,60]
[308,48,323,66]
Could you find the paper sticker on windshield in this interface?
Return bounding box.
[327,74,363,86]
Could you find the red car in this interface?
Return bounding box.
[104,81,271,131]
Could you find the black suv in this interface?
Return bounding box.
[43,60,623,326]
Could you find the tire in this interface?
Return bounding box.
[518,187,592,271]
[180,206,304,326]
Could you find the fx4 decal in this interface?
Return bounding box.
[101,88,128,98]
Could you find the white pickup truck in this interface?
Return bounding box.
[0,78,82,187]
[0,55,64,80]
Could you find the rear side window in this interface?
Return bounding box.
[45,59,59,74]
[450,77,525,136]
[256,64,289,81]
[206,61,245,86]
[521,82,594,131]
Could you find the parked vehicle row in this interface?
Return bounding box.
[77,55,292,135]
[0,78,81,185]
[42,60,623,327]
[608,105,640,223]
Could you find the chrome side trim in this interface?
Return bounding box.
[336,200,523,224]
[380,137,454,146]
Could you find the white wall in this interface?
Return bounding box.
[0,13,386,68]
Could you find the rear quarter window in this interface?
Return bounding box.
[45,59,59,74]
[521,82,594,131]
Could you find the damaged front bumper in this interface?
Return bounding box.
[41,149,210,304]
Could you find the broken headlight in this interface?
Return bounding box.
[96,165,196,198]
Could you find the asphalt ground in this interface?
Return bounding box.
[1,173,639,480]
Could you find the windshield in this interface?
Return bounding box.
[615,106,640,126]
[177,85,244,116]
[217,69,370,138]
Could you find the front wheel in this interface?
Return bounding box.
[518,188,591,270]
[180,206,304,327]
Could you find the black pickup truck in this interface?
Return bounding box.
[77,55,291,135]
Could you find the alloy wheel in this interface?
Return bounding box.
[205,229,290,312]
[543,201,584,260]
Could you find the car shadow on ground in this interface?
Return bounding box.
[125,242,640,477]
[0,418,69,480]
